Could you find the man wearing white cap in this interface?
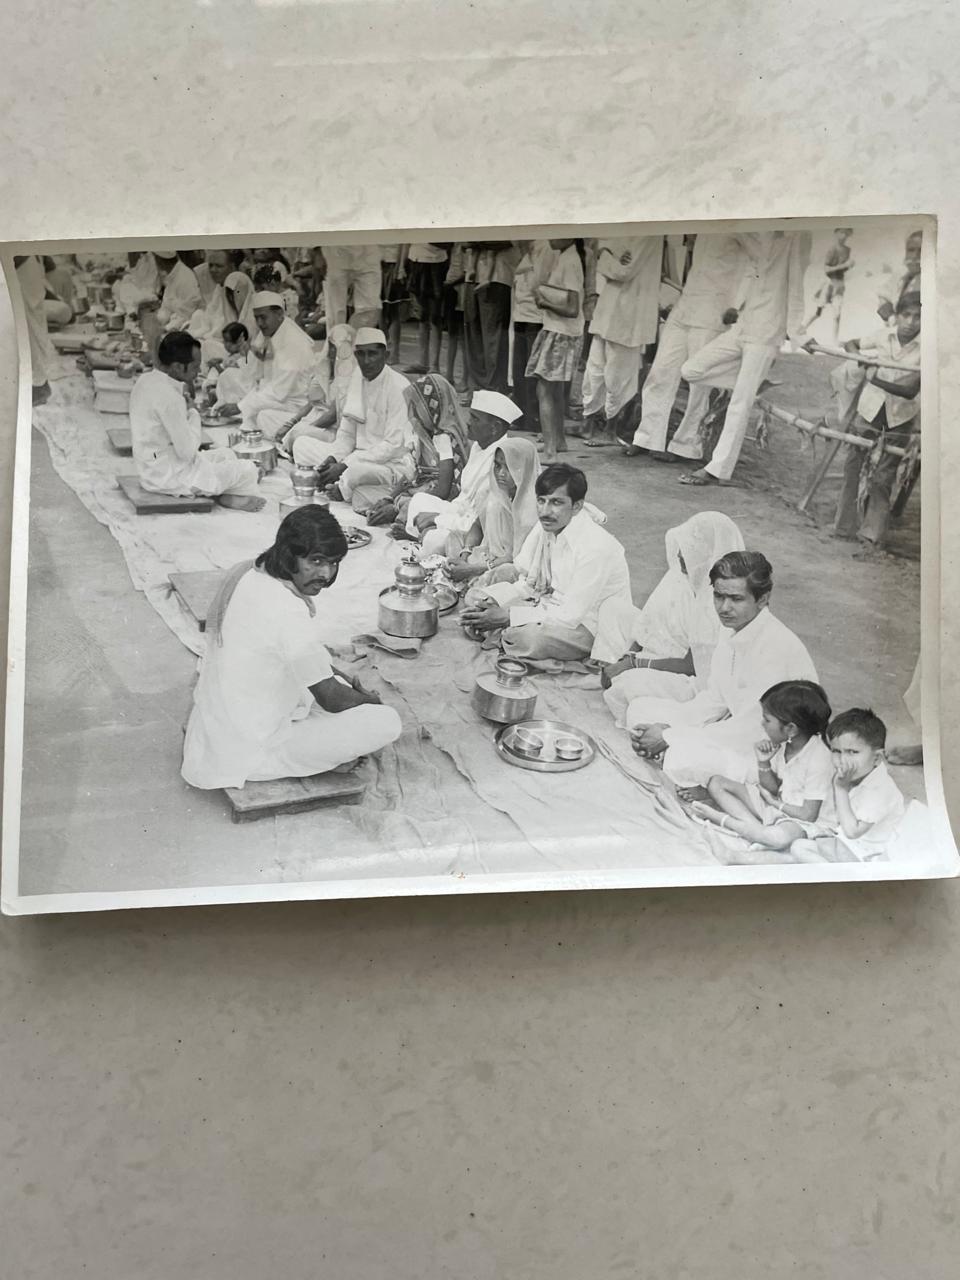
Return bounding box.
[301,327,417,511]
[405,389,524,557]
[222,292,318,439]
[154,251,203,331]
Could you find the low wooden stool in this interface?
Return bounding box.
[224,772,366,823]
[117,474,213,514]
[92,369,135,415]
[169,569,225,631]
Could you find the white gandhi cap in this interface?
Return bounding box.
[252,291,285,309]
[354,327,387,346]
[471,389,523,425]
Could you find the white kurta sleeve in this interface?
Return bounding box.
[349,382,413,465]
[283,620,334,689]
[328,417,359,462]
[159,395,203,463]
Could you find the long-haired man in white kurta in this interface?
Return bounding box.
[129,331,264,511]
[182,506,402,790]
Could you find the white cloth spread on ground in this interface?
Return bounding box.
[238,316,317,435]
[129,368,259,499]
[626,606,818,787]
[483,509,631,636]
[156,259,203,331]
[181,567,402,789]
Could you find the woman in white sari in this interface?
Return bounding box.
[594,510,745,723]
[445,436,540,588]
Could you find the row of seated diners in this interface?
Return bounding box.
[43,265,912,862]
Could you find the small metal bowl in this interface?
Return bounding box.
[554,736,584,761]
[512,728,544,758]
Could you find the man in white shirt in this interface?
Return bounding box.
[129,331,263,511]
[321,244,383,329]
[221,292,318,439]
[629,551,818,787]
[154,251,203,331]
[670,231,811,484]
[408,389,524,556]
[581,237,663,446]
[460,464,631,662]
[182,506,401,789]
[303,327,417,511]
[627,232,759,457]
[832,293,921,549]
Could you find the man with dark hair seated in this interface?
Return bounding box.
[182,505,402,789]
[129,330,264,511]
[460,462,631,661]
[629,550,818,787]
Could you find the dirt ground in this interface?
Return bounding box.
[15,326,923,899]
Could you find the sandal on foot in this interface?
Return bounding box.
[679,469,719,486]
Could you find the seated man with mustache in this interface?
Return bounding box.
[182,505,402,790]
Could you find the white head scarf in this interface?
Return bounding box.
[634,511,746,678]
[224,271,256,339]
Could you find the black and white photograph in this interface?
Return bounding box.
[2,218,954,912]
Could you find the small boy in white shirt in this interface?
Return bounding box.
[790,708,906,862]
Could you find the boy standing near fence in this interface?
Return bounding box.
[832,293,921,551]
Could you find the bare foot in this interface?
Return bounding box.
[216,494,266,512]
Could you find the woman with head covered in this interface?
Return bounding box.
[595,511,746,722]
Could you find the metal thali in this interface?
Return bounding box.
[495,718,597,773]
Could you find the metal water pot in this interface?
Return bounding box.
[378,556,439,638]
[472,657,538,724]
[233,425,277,476]
[291,464,319,501]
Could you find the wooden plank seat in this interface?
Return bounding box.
[117,474,213,514]
[169,570,225,630]
[224,772,366,823]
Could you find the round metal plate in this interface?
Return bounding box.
[495,718,597,773]
[343,526,372,549]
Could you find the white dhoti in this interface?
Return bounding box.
[141,448,260,499]
[43,299,73,329]
[606,668,698,725]
[661,720,758,789]
[581,336,643,420]
[632,319,719,452]
[290,427,338,464]
[339,458,416,511]
[245,702,402,782]
[501,621,595,662]
[217,365,256,405]
[670,332,777,478]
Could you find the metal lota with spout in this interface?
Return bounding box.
[378,554,439,639]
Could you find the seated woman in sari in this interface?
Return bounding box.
[362,373,471,532]
[444,436,540,590]
[592,510,745,723]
